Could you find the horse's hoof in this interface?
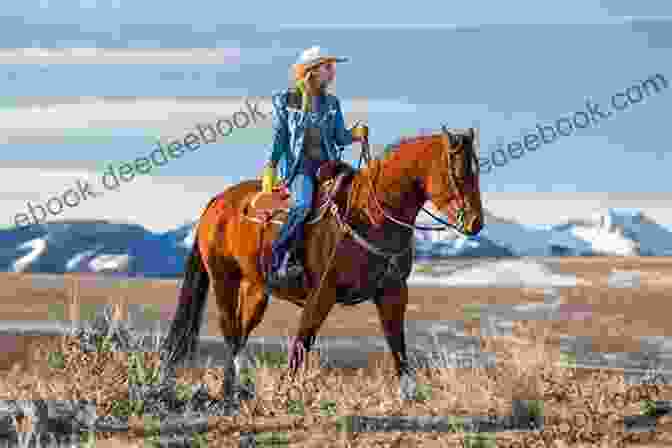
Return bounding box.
[287,359,301,376]
[206,399,239,417]
[399,373,417,401]
[158,367,177,388]
[239,383,256,401]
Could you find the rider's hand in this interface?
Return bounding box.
[351,123,369,141]
[262,164,277,193]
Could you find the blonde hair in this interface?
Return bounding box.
[289,63,322,96]
[293,63,309,81]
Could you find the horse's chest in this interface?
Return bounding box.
[333,228,412,292]
[333,238,373,288]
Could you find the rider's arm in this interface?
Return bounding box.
[332,97,354,148]
[266,92,290,168]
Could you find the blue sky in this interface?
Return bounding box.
[4,0,671,28]
[0,0,671,230]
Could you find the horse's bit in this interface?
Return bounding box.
[327,127,477,290]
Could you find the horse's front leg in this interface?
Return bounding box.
[374,283,417,401]
[288,275,338,375]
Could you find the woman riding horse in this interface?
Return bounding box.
[159,46,485,408]
[263,46,368,289]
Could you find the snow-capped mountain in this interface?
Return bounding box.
[0,208,669,278]
[0,220,189,278]
[411,206,670,257]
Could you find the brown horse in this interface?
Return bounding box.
[160,126,484,404]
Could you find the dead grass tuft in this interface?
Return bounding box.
[0,278,670,447]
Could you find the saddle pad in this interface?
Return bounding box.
[246,169,347,225]
[249,191,293,214]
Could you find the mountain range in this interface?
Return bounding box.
[1,207,670,278]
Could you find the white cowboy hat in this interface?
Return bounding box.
[294,46,349,69]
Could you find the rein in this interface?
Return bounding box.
[314,132,472,289]
[356,135,466,234]
[262,130,475,304]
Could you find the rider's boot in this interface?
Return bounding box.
[268,246,305,289]
[267,208,308,289]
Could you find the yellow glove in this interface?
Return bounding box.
[351,124,369,140]
[262,165,277,193]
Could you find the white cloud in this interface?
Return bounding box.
[1,169,223,232]
[0,97,397,143]
[0,48,241,65]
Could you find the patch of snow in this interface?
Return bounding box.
[89,254,132,273]
[12,238,47,272]
[408,259,582,288]
[607,270,641,288]
[65,246,104,272]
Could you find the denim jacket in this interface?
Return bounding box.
[266,89,354,185]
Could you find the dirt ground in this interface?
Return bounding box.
[1,257,670,366]
[1,257,671,447]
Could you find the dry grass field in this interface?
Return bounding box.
[0,257,671,447]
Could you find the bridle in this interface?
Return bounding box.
[273,126,480,305]
[355,125,479,235]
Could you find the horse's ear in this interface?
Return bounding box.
[441,124,457,147]
[469,128,475,139]
[441,124,451,138]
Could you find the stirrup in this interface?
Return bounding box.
[267,256,305,289]
[267,270,304,289]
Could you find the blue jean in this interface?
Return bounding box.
[271,172,316,272]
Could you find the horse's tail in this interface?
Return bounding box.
[161,235,210,369]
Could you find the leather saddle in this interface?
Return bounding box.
[247,161,356,287]
[246,160,356,223]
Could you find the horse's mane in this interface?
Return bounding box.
[359,129,442,198]
[377,128,440,161]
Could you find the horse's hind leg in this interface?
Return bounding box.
[237,278,270,363]
[213,271,270,404]
[212,259,243,350]
[210,260,244,406]
[230,277,270,398]
[374,283,417,401]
